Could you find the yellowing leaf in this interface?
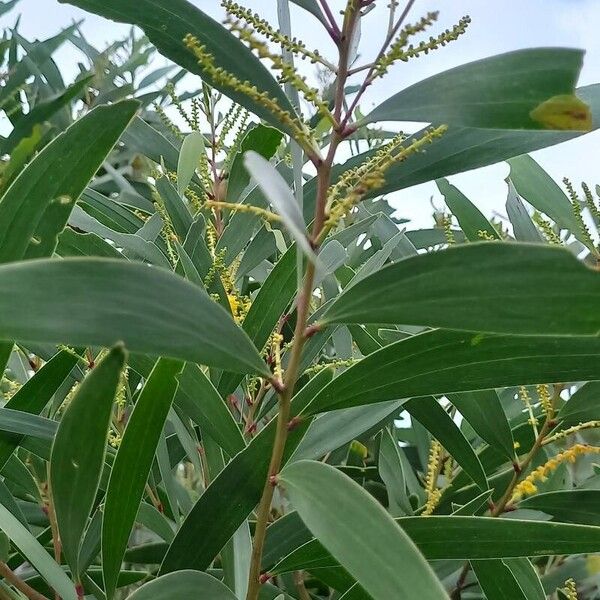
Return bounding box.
[530,94,592,131]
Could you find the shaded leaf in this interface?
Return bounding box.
[127,570,237,600]
[324,243,600,336]
[50,347,126,575]
[307,329,600,414]
[279,460,447,600]
[103,358,183,599]
[0,258,269,375]
[0,100,139,264]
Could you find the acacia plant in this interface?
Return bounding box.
[0,0,599,598]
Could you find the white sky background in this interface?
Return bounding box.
[9,0,600,229]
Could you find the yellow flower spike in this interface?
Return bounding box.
[564,578,578,600]
[423,440,444,516]
[511,444,600,503]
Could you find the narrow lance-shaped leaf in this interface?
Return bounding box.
[271,517,600,571]
[508,155,583,236]
[50,346,126,576]
[0,258,269,376]
[58,0,297,131]
[557,382,600,427]
[0,503,77,600]
[0,100,139,264]
[160,370,332,574]
[0,349,80,470]
[323,243,600,336]
[306,329,600,414]
[366,48,590,131]
[436,178,500,241]
[404,397,487,492]
[505,181,545,243]
[103,358,183,600]
[448,390,515,462]
[302,83,600,220]
[519,490,600,526]
[279,460,448,600]
[471,560,529,600]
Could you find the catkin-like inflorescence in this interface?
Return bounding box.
[325,126,447,231]
[375,14,470,77]
[511,444,600,502]
[222,1,334,70]
[183,34,317,153]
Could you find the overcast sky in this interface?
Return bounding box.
[8,0,600,228]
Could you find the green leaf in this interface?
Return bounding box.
[307,329,600,414]
[58,0,296,131]
[519,490,600,525]
[378,428,412,516]
[366,49,589,130]
[557,382,600,427]
[323,243,600,336]
[0,349,79,470]
[127,570,237,600]
[156,175,193,241]
[2,76,92,155]
[226,124,283,204]
[471,560,528,600]
[303,84,600,219]
[0,100,139,264]
[448,390,515,461]
[50,346,126,575]
[279,460,447,600]
[504,558,546,600]
[177,131,205,195]
[271,517,600,573]
[0,408,56,440]
[290,400,402,463]
[289,0,328,26]
[452,489,493,516]
[436,178,500,241]
[122,116,182,174]
[404,397,487,491]
[0,258,269,376]
[505,181,545,243]
[0,502,77,600]
[175,363,246,458]
[508,155,582,236]
[103,358,183,600]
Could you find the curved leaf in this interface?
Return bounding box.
[405,397,487,491]
[103,358,183,600]
[519,490,600,525]
[50,346,126,576]
[0,258,269,376]
[0,503,77,600]
[279,460,447,600]
[0,100,139,264]
[307,329,600,413]
[127,570,236,600]
[448,390,515,461]
[366,49,588,130]
[324,243,600,336]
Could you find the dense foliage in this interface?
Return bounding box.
[0,0,599,598]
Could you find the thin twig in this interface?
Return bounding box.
[0,562,50,600]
